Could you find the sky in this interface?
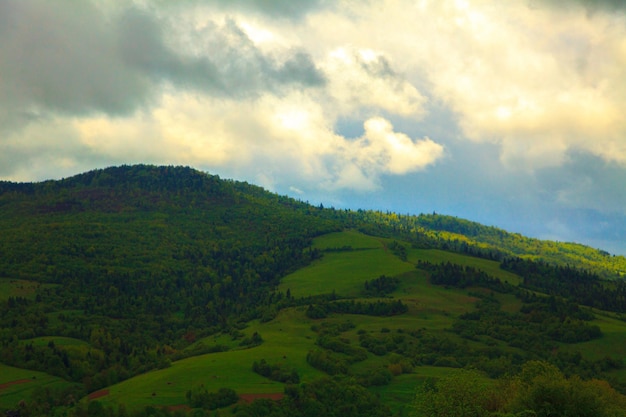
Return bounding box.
[1,0,626,255]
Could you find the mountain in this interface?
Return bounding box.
[2,165,626,417]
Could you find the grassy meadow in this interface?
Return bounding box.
[0,363,74,409]
[6,229,626,414]
[99,307,325,409]
[94,231,502,411]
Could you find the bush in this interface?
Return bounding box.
[252,359,300,384]
[186,385,239,410]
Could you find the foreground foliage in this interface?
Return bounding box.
[413,362,626,417]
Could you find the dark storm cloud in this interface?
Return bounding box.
[0,1,325,131]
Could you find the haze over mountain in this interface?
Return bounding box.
[1,0,626,254]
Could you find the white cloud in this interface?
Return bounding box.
[306,0,626,170]
[50,90,442,192]
[356,117,443,176]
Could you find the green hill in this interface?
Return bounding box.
[2,165,626,416]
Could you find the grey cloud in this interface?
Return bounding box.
[535,0,626,13]
[536,152,626,214]
[0,1,325,133]
[275,52,326,86]
[554,209,626,253]
[115,8,224,91]
[359,55,396,79]
[184,18,325,95]
[114,6,327,95]
[181,0,328,19]
[0,0,151,119]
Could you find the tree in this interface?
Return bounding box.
[412,369,493,417]
[509,361,626,417]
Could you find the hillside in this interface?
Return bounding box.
[350,211,626,279]
[2,165,626,416]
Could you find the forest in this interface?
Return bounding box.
[2,165,626,416]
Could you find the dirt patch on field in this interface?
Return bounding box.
[240,393,285,403]
[88,389,110,400]
[0,379,32,391]
[167,404,191,412]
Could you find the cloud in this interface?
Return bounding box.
[536,152,626,215]
[0,1,325,135]
[355,118,443,176]
[538,0,626,14]
[66,92,443,192]
[305,0,626,171]
[0,0,150,121]
[146,16,325,96]
[321,47,428,117]
[161,0,328,19]
[427,1,626,170]
[1,1,444,192]
[0,116,103,181]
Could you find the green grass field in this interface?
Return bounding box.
[99,307,324,409]
[394,271,479,318]
[280,250,414,298]
[282,231,521,299]
[561,310,626,360]
[0,363,73,409]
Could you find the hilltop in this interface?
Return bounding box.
[2,165,626,416]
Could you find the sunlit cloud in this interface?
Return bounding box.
[70,91,442,192]
[305,0,626,170]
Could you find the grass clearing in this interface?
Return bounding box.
[280,247,414,298]
[561,311,626,361]
[183,332,243,353]
[0,363,73,409]
[395,271,479,319]
[100,308,324,410]
[282,232,522,299]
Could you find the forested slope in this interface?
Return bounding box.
[347,210,626,278]
[0,165,342,390]
[2,165,626,417]
[415,213,626,277]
